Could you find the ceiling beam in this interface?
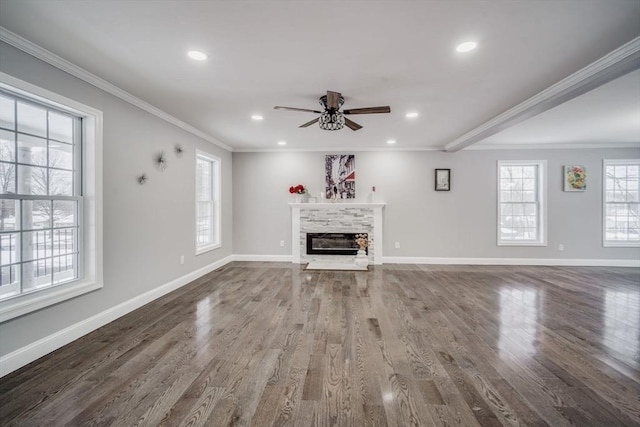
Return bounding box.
[444,36,640,152]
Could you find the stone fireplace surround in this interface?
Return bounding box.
[290,202,385,265]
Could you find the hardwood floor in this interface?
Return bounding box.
[1,262,639,426]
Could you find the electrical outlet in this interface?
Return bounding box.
[180,255,185,265]
[558,244,564,251]
[395,242,400,249]
[279,240,285,247]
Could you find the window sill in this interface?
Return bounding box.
[497,241,547,247]
[196,243,221,255]
[0,279,102,323]
[603,241,640,248]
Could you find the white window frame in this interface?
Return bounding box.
[497,160,547,246]
[0,73,102,322]
[195,150,221,255]
[603,159,640,248]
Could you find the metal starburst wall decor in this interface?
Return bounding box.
[155,151,168,171]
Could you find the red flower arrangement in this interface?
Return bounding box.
[289,184,307,194]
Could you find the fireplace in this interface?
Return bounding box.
[289,202,385,264]
[306,233,368,256]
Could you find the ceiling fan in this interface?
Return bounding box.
[274,90,390,131]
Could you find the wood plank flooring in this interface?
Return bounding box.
[1,262,639,426]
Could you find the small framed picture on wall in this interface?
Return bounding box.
[563,165,586,191]
[435,169,451,191]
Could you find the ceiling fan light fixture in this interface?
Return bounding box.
[318,111,345,131]
[319,94,345,110]
[275,90,389,131]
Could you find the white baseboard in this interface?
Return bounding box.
[0,255,234,378]
[232,254,293,262]
[382,256,640,267]
[234,254,640,267]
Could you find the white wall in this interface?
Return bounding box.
[233,149,640,262]
[0,42,233,358]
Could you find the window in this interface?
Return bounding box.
[603,159,640,247]
[195,150,220,254]
[0,73,102,322]
[497,160,546,246]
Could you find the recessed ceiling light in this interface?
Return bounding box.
[456,41,477,53]
[387,139,396,145]
[251,115,263,121]
[405,112,419,119]
[187,50,208,61]
[277,141,287,146]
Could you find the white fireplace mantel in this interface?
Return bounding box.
[290,202,385,264]
[289,202,386,209]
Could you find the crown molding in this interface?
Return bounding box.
[0,27,233,152]
[232,145,445,153]
[445,36,640,152]
[233,142,640,153]
[468,142,640,150]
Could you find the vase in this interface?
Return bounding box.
[354,249,369,268]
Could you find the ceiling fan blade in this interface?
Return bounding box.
[343,106,391,115]
[299,117,320,128]
[344,117,362,131]
[274,106,322,113]
[326,91,341,110]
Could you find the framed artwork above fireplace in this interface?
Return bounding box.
[325,154,356,199]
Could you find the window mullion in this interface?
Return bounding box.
[13,99,18,196]
[50,199,55,284]
[74,116,82,197]
[18,199,23,295]
[208,161,214,202]
[0,194,79,201]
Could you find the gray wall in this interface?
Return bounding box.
[1,38,638,360]
[233,149,640,260]
[0,42,233,356]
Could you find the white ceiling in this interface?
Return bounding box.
[0,0,639,152]
[477,69,640,148]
